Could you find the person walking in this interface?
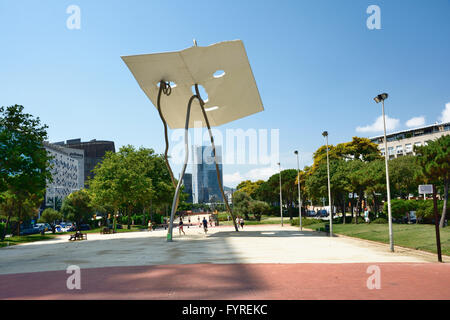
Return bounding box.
[202,216,208,234]
[179,217,185,235]
[188,216,191,228]
[364,208,370,223]
[235,216,240,229]
[147,220,152,231]
[240,217,245,229]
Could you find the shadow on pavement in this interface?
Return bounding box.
[0,231,266,299]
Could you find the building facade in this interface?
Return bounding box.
[54,138,115,185]
[192,145,223,204]
[43,142,85,208]
[182,173,193,203]
[370,122,450,159]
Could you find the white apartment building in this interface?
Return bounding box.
[370,122,450,159]
[43,141,85,207]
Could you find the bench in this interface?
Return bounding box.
[324,223,330,235]
[69,232,87,241]
[101,227,112,234]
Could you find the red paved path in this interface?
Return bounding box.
[1,263,449,300]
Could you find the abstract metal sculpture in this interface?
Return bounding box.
[122,40,264,241]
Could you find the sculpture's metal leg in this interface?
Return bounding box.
[165,83,240,241]
[157,81,177,188]
[194,84,239,232]
[167,95,195,241]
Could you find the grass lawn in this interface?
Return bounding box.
[0,234,58,248]
[303,221,450,256]
[0,225,148,248]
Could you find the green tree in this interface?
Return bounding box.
[415,135,450,228]
[61,189,93,230]
[0,105,52,240]
[232,191,252,220]
[335,137,382,162]
[248,200,270,221]
[358,159,386,215]
[259,170,298,218]
[294,167,309,216]
[236,180,264,199]
[388,156,423,199]
[90,146,169,230]
[39,208,63,233]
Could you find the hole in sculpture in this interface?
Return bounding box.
[157,81,177,88]
[205,106,219,112]
[191,84,208,101]
[213,70,226,78]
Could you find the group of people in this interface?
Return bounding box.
[153,214,245,236]
[236,216,245,229]
[177,215,211,235]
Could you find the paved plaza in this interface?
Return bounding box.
[1,224,449,299]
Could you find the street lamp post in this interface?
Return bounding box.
[278,162,283,227]
[294,151,302,230]
[322,131,332,237]
[374,93,394,252]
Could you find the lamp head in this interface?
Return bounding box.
[294,150,298,155]
[322,131,328,137]
[374,93,388,103]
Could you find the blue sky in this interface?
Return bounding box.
[1,0,449,187]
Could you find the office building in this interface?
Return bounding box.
[369,121,450,159]
[54,138,115,185]
[43,141,84,208]
[182,173,193,203]
[192,145,223,204]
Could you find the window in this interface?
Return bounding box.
[380,148,385,156]
[414,142,422,147]
[396,145,403,154]
[388,147,394,155]
[405,144,413,153]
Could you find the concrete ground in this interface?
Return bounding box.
[1,224,449,299]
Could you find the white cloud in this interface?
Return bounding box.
[406,116,425,128]
[245,166,279,181]
[439,102,450,123]
[223,172,244,186]
[224,166,279,187]
[356,115,400,133]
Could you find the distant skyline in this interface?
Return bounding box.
[1,0,449,187]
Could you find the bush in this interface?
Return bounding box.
[351,216,365,224]
[383,199,446,224]
[372,218,388,224]
[151,213,164,224]
[267,206,281,217]
[291,218,322,227]
[248,200,270,221]
[132,214,143,225]
[0,222,5,238]
[217,212,231,222]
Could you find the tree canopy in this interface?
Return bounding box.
[0,105,52,239]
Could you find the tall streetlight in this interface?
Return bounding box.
[278,162,283,227]
[294,151,302,230]
[322,131,332,237]
[374,93,394,252]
